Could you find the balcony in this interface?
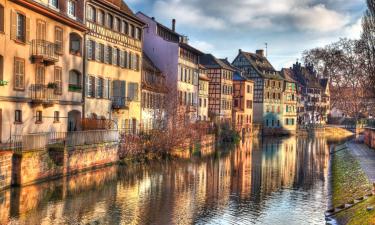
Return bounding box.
[112,97,130,110]
[186,104,197,112]
[29,84,60,106]
[31,40,59,65]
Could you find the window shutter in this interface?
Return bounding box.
[10,11,17,40]
[26,17,30,43]
[85,75,89,97]
[103,79,108,99]
[95,77,99,98]
[0,6,4,33]
[108,79,112,99]
[121,81,126,97]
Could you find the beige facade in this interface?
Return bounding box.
[0,0,86,143]
[282,81,297,134]
[84,0,144,133]
[232,74,254,136]
[198,65,209,121]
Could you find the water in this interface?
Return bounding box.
[1,136,339,225]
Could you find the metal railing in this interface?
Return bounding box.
[29,84,60,103]
[112,96,130,109]
[8,130,119,152]
[31,39,59,62]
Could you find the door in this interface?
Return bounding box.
[36,20,46,40]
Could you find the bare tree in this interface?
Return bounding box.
[362,0,375,96]
[303,39,371,120]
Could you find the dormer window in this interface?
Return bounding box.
[67,0,76,18]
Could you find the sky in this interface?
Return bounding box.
[127,0,367,70]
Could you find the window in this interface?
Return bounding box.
[14,58,25,90]
[87,40,95,60]
[49,0,59,8]
[54,67,62,95]
[0,4,4,33]
[87,5,96,22]
[122,21,128,34]
[54,111,60,122]
[97,10,104,25]
[36,111,43,123]
[69,70,81,91]
[35,64,45,85]
[106,14,113,29]
[97,78,104,98]
[67,0,76,18]
[106,46,112,64]
[55,27,63,54]
[128,82,139,101]
[114,17,121,32]
[135,54,140,71]
[130,24,135,38]
[136,27,142,40]
[15,110,22,123]
[99,43,104,62]
[113,48,118,66]
[88,76,95,97]
[247,85,251,93]
[69,33,81,55]
[246,100,252,109]
[11,11,28,43]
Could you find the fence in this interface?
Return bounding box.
[7,130,119,152]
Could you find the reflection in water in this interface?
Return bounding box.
[2,136,332,225]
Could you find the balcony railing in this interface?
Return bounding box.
[31,39,59,64]
[29,84,60,104]
[9,130,119,152]
[112,96,130,109]
[186,103,198,112]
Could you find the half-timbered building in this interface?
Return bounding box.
[232,49,284,134]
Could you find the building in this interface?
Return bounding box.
[141,52,167,132]
[0,0,87,143]
[290,62,329,125]
[84,0,144,134]
[281,69,298,134]
[198,65,210,121]
[200,54,235,123]
[136,13,203,124]
[232,49,285,135]
[232,72,254,137]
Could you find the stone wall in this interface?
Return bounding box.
[0,151,13,190]
[12,142,119,187]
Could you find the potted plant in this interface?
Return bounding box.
[0,80,8,86]
[47,82,58,89]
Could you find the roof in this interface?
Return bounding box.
[233,72,246,81]
[281,68,297,83]
[101,0,145,25]
[179,42,204,55]
[200,54,236,71]
[320,78,329,89]
[220,58,239,71]
[142,52,162,75]
[137,11,181,36]
[239,51,284,80]
[288,62,324,89]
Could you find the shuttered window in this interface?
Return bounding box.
[0,5,4,33]
[88,76,95,97]
[128,82,139,101]
[55,27,63,54]
[97,77,103,98]
[87,40,95,60]
[11,11,29,43]
[35,64,45,86]
[113,48,118,66]
[54,66,62,95]
[36,20,46,40]
[14,58,25,90]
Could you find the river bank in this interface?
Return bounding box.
[329,141,375,225]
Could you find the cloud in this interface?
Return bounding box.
[189,40,215,53]
[150,0,352,32]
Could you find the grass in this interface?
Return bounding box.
[335,196,375,225]
[331,147,372,207]
[331,145,375,224]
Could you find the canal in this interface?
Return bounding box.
[1,136,343,225]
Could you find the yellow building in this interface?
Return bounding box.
[84,0,144,134]
[0,0,87,143]
[198,65,210,121]
[232,72,254,137]
[281,69,298,134]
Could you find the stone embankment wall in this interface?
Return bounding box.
[364,127,375,149]
[0,151,13,190]
[11,142,119,187]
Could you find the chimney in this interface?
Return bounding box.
[172,19,176,31]
[256,49,265,57]
[151,17,155,21]
[239,49,242,54]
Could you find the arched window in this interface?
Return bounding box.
[0,4,4,33]
[87,5,96,22]
[69,33,82,55]
[68,70,81,91]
